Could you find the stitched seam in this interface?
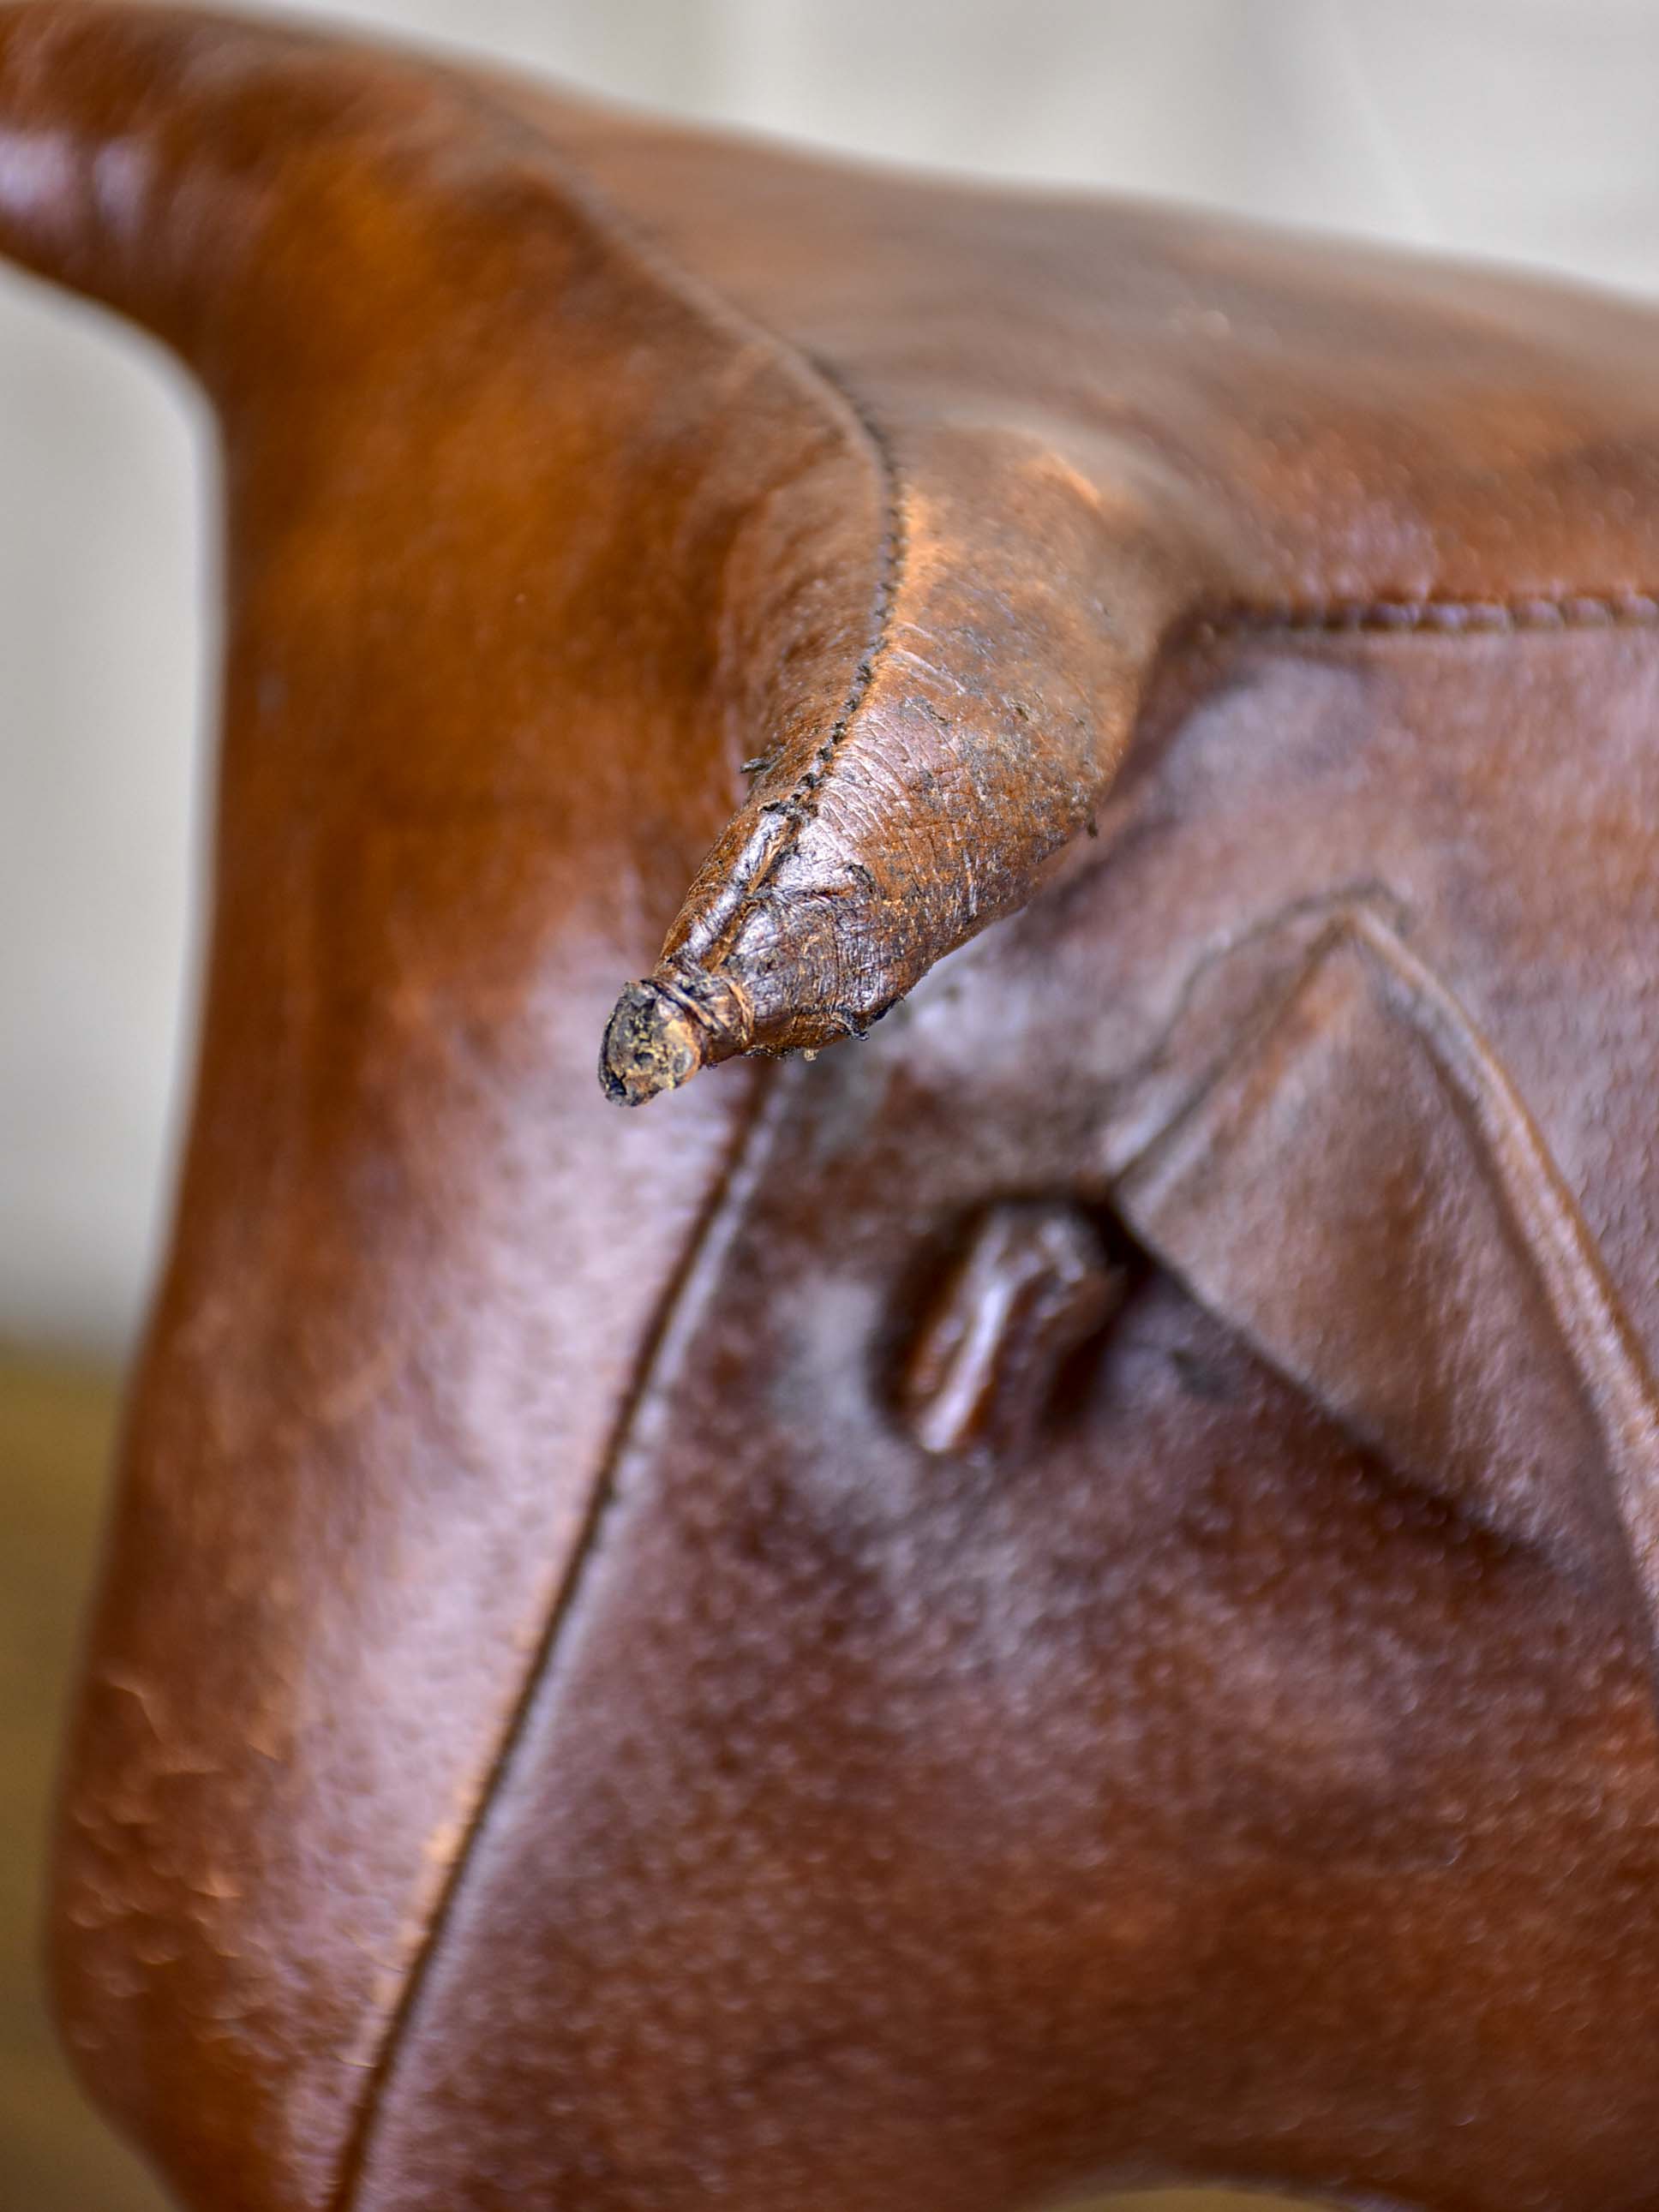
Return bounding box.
[1194,588,1659,641]
[759,363,907,828]
[707,572,1659,964]
[452,75,907,816]
[493,129,907,960]
[680,368,907,977]
[328,1067,784,2212]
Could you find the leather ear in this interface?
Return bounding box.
[1113,900,1659,1642]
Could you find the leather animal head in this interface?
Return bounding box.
[6,6,1659,2208]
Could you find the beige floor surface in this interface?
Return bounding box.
[0,1346,1310,2212]
[1,1349,171,2209]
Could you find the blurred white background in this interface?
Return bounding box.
[6,0,1659,1354]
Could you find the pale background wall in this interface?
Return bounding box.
[4,0,1658,1354]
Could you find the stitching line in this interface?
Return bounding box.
[704,577,1659,960]
[682,364,908,977]
[758,362,907,828]
[328,1067,784,2211]
[1193,588,1659,641]
[442,75,909,971]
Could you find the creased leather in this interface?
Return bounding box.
[8,6,1659,2209]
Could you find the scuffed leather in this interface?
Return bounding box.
[4,5,1659,2209]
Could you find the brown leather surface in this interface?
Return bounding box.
[3,4,1659,2208]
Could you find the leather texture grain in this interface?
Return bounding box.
[3,5,1659,2209]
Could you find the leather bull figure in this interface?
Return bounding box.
[5,5,1659,2209]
